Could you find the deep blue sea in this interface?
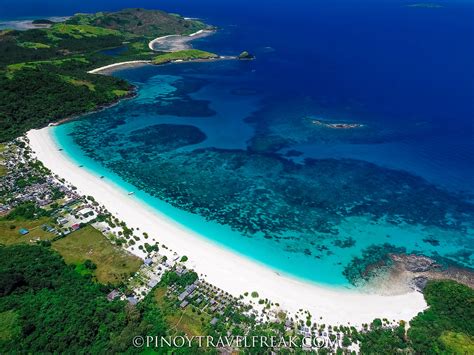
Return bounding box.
[5,0,474,286]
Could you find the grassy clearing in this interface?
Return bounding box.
[48,24,122,40]
[112,89,129,97]
[152,49,217,65]
[6,57,89,78]
[52,225,142,285]
[440,331,474,354]
[153,286,210,337]
[60,75,96,91]
[0,217,56,245]
[18,42,51,49]
[0,310,21,341]
[167,309,209,337]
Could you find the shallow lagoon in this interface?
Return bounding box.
[53,0,474,287]
[53,57,474,287]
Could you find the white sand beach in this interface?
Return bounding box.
[148,30,215,52]
[87,60,151,74]
[27,127,427,326]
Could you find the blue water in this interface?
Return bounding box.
[9,0,474,286]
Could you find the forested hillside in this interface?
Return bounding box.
[0,9,211,142]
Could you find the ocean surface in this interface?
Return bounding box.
[10,0,474,287]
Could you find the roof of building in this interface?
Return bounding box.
[107,290,121,301]
[127,296,138,305]
[148,279,159,288]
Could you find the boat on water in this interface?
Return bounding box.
[128,191,134,195]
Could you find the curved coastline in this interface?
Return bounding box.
[87,60,151,74]
[148,29,215,52]
[27,127,427,326]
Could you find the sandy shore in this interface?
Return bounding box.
[87,60,151,74]
[27,127,427,326]
[148,29,215,52]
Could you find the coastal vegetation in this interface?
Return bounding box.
[152,49,218,65]
[0,9,211,142]
[358,280,474,353]
[1,242,472,352]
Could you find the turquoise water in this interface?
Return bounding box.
[53,58,474,287]
[46,0,474,287]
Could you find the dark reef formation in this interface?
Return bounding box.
[66,68,474,272]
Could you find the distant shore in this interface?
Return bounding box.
[148,29,215,52]
[87,60,152,74]
[87,56,236,75]
[27,127,427,326]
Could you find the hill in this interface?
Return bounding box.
[66,8,209,38]
[0,9,212,142]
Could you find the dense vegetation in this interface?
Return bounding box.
[0,8,211,142]
[152,49,218,65]
[0,244,169,352]
[67,8,208,38]
[408,280,474,353]
[358,280,474,354]
[0,58,132,141]
[0,242,472,352]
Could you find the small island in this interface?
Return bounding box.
[238,51,255,60]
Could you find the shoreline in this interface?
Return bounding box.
[87,56,237,75]
[27,127,427,326]
[148,29,215,52]
[87,60,152,74]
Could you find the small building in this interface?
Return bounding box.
[77,207,93,216]
[178,291,189,302]
[210,317,218,326]
[148,279,159,288]
[144,258,153,266]
[180,300,189,308]
[127,296,138,305]
[19,228,29,235]
[107,289,121,301]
